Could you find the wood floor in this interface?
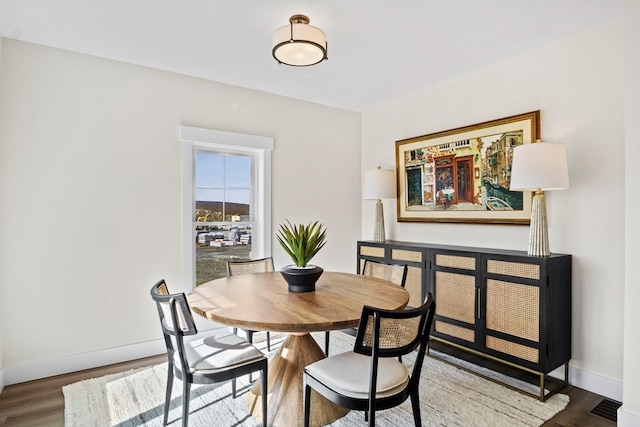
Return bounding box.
[0,354,616,427]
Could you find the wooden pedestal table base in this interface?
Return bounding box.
[246,333,349,427]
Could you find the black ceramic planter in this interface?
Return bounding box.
[280,265,323,293]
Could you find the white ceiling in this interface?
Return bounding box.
[0,0,625,112]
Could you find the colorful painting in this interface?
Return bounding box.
[395,111,539,224]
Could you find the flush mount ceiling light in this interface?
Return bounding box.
[272,14,328,67]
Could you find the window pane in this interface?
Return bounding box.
[225,155,251,188]
[195,224,253,285]
[195,152,223,187]
[226,189,251,220]
[195,188,223,202]
[195,189,223,221]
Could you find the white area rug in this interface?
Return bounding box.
[64,332,568,427]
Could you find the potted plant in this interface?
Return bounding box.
[276,219,327,292]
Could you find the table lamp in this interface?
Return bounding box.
[510,141,569,257]
[363,166,396,243]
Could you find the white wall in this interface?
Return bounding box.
[362,21,629,401]
[0,36,4,391]
[620,0,640,424]
[0,39,361,383]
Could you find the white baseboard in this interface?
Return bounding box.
[3,339,166,386]
[568,364,623,402]
[2,323,232,386]
[618,406,640,426]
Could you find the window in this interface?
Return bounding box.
[194,152,252,285]
[180,126,273,289]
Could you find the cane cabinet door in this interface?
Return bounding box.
[431,251,479,346]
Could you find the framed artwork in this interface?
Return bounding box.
[395,110,540,224]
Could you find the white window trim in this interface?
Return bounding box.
[180,125,273,290]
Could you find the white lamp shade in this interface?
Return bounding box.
[510,142,570,191]
[273,18,327,66]
[363,168,396,199]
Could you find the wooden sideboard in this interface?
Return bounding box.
[356,240,572,401]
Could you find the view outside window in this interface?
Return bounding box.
[194,151,252,285]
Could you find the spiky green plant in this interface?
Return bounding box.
[276,220,327,267]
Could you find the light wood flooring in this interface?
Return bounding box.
[0,354,616,427]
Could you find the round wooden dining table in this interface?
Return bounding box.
[187,270,409,427]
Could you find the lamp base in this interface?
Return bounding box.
[373,199,386,243]
[528,190,550,257]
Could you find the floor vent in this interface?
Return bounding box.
[590,398,622,422]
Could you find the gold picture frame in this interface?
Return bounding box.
[396,111,540,224]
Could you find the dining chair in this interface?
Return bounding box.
[150,280,268,427]
[361,259,408,288]
[225,256,274,276]
[303,293,435,427]
[325,260,408,355]
[226,257,274,352]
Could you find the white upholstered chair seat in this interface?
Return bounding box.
[178,332,265,374]
[305,351,409,399]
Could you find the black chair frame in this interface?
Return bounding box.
[151,280,268,427]
[303,294,435,427]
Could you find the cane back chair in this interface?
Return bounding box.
[150,280,268,427]
[303,293,435,427]
[226,257,274,352]
[325,260,408,355]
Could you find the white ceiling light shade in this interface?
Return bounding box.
[272,15,328,67]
